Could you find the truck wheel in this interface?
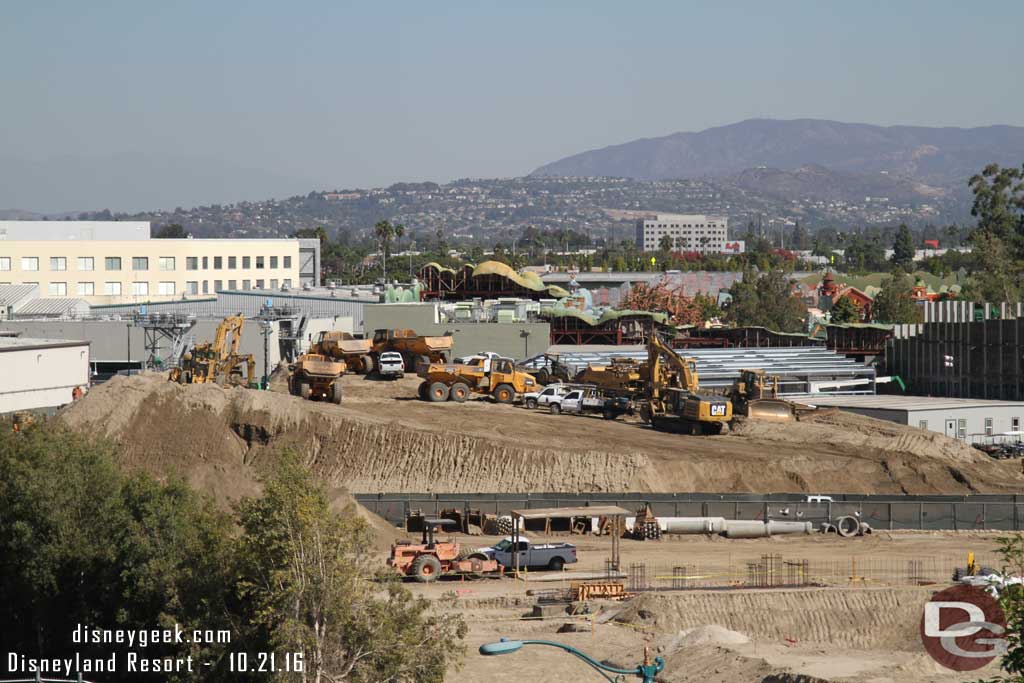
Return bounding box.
[330,381,343,404]
[299,382,311,400]
[428,382,450,402]
[411,554,442,583]
[549,403,561,415]
[603,408,615,420]
[525,397,538,409]
[450,382,470,402]
[547,556,565,571]
[493,384,514,404]
[418,381,429,400]
[360,354,375,375]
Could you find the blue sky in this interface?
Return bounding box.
[1,1,1021,211]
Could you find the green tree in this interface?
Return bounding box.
[871,272,922,324]
[975,533,1024,682]
[791,221,810,250]
[658,234,674,252]
[891,223,915,271]
[829,295,861,323]
[965,163,1024,302]
[725,268,807,332]
[374,220,405,282]
[154,222,188,238]
[234,453,465,682]
[0,427,232,682]
[968,163,1024,246]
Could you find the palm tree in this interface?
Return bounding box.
[374,220,405,282]
[658,234,674,252]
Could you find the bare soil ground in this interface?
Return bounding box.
[58,374,1020,681]
[419,531,1005,683]
[60,372,1024,497]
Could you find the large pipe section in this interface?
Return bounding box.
[653,517,812,538]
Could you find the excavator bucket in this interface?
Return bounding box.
[743,399,795,422]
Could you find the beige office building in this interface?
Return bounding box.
[634,214,729,253]
[0,221,303,305]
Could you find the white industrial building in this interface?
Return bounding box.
[634,214,729,253]
[0,337,91,413]
[807,395,1024,444]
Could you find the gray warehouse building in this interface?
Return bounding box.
[807,395,1024,445]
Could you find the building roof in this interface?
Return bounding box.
[806,395,1024,411]
[512,505,631,519]
[14,297,90,317]
[0,283,39,306]
[0,337,90,352]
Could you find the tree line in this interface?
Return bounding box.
[0,426,463,683]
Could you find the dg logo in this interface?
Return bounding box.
[920,584,1007,671]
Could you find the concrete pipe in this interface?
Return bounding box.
[723,520,770,539]
[662,517,728,535]
[835,515,860,538]
[766,520,813,535]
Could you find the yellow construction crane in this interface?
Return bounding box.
[641,333,732,435]
[168,314,256,386]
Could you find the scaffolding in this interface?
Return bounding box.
[131,312,195,370]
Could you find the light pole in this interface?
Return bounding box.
[479,638,664,682]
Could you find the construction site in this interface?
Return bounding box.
[47,357,1024,682]
[5,256,1024,682]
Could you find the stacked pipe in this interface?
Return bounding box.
[626,516,813,538]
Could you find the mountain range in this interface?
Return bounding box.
[531,118,1024,195]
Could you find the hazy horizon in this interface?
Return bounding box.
[3,1,1023,213]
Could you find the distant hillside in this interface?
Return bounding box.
[726,164,948,204]
[531,118,1024,188]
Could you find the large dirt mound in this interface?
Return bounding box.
[59,373,1024,494]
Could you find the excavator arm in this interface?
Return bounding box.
[646,333,700,400]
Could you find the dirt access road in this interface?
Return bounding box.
[60,372,1024,496]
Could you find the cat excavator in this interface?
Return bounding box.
[641,334,732,434]
[168,314,256,387]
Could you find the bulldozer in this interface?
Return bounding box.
[729,368,796,422]
[388,518,501,583]
[168,315,257,387]
[372,328,452,372]
[641,333,732,435]
[418,355,537,403]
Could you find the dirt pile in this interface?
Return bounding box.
[60,373,647,493]
[58,373,1024,494]
[617,587,931,650]
[732,409,980,464]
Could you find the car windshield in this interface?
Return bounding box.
[493,539,513,552]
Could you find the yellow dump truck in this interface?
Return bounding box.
[372,329,452,371]
[574,358,646,397]
[289,353,345,403]
[417,356,537,403]
[314,330,375,374]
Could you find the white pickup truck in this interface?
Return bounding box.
[522,383,577,410]
[471,537,578,571]
[377,351,405,379]
[549,386,632,420]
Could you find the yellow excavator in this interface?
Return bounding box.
[728,369,795,422]
[641,334,732,435]
[168,314,256,387]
